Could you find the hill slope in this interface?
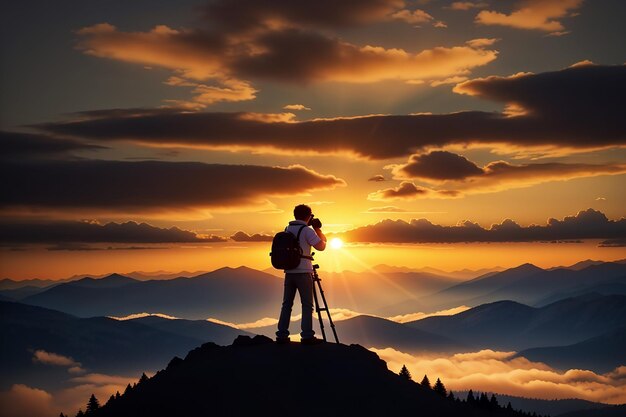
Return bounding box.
[89,336,525,417]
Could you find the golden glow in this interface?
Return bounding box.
[329,238,344,249]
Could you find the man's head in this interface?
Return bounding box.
[294,204,313,222]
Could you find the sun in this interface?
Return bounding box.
[329,238,344,249]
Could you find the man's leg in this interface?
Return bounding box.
[296,273,315,339]
[276,274,297,338]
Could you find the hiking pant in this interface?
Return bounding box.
[276,272,315,339]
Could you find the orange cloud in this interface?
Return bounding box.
[449,2,488,11]
[32,350,81,368]
[372,348,626,404]
[475,0,583,33]
[283,104,311,111]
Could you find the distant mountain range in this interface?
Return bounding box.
[0,300,250,392]
[21,267,285,322]
[516,326,626,373]
[406,293,626,351]
[420,261,626,310]
[253,314,467,354]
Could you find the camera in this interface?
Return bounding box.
[308,216,322,229]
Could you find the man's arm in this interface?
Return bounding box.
[312,227,327,251]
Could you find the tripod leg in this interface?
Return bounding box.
[311,275,327,342]
[316,279,340,344]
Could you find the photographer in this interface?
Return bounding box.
[275,204,327,345]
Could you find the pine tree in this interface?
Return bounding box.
[106,395,115,406]
[60,413,67,417]
[124,383,133,395]
[76,409,85,417]
[433,378,447,397]
[466,389,475,404]
[399,365,412,381]
[479,392,489,408]
[115,391,121,400]
[506,402,513,411]
[139,372,149,384]
[420,374,431,389]
[490,393,499,409]
[447,391,455,401]
[85,394,100,414]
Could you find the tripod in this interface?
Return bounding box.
[311,262,340,344]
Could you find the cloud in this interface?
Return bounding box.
[283,104,311,111]
[230,231,274,242]
[368,181,432,200]
[76,19,497,108]
[449,2,488,11]
[475,0,583,33]
[109,312,179,320]
[368,175,386,182]
[371,348,626,404]
[0,220,227,244]
[387,150,626,196]
[202,0,406,31]
[386,305,471,323]
[32,350,81,368]
[0,160,345,215]
[0,130,105,160]
[598,238,626,248]
[365,206,409,213]
[337,208,626,243]
[391,150,484,180]
[391,9,435,24]
[39,64,626,159]
[0,384,55,417]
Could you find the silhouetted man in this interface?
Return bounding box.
[276,204,327,345]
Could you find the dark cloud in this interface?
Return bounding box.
[393,150,484,180]
[336,209,626,243]
[0,220,226,244]
[368,175,386,182]
[388,151,626,195]
[368,181,431,200]
[0,160,345,213]
[203,0,404,31]
[230,231,274,242]
[598,238,626,248]
[0,130,105,160]
[38,65,626,158]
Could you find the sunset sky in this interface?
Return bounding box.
[2,0,625,279]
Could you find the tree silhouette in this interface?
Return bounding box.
[433,378,447,397]
[466,389,475,404]
[398,365,412,381]
[85,394,100,414]
[115,391,121,400]
[139,372,149,384]
[420,374,431,389]
[75,409,85,417]
[507,402,513,411]
[124,383,133,395]
[490,393,499,409]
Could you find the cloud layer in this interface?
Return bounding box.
[39,65,626,158]
[476,0,583,34]
[0,220,226,244]
[1,160,345,214]
[372,347,626,404]
[75,0,497,108]
[337,209,626,243]
[383,150,626,197]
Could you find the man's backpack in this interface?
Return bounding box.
[270,225,307,270]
